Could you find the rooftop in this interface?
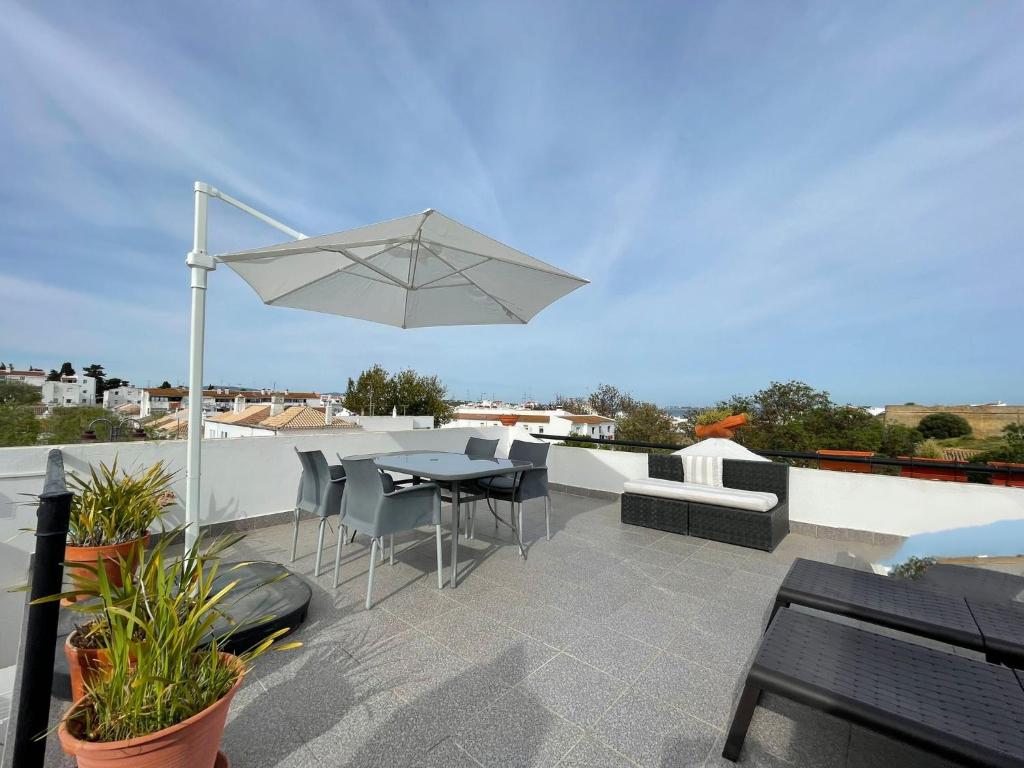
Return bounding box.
[42,490,985,768]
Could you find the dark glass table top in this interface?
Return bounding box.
[374,451,533,481]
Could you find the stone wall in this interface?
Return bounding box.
[884,404,1024,438]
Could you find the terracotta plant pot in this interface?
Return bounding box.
[65,631,112,703]
[497,415,519,426]
[59,653,243,768]
[898,457,967,482]
[63,534,151,602]
[987,461,1024,488]
[816,449,874,474]
[695,413,748,439]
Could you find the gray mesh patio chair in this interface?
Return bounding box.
[332,456,444,609]
[292,448,346,577]
[473,440,550,545]
[439,437,499,538]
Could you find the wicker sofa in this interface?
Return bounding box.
[620,454,790,551]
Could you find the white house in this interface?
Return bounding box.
[0,365,45,388]
[41,375,96,407]
[444,406,615,440]
[143,387,325,418]
[102,386,144,410]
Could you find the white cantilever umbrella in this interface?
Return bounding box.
[183,183,587,548]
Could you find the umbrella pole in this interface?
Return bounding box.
[184,182,215,553]
[182,181,307,553]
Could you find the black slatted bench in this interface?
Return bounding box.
[724,608,1024,766]
[773,559,1024,668]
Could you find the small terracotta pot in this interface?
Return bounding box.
[59,653,244,768]
[898,457,967,482]
[63,534,150,603]
[498,415,519,426]
[816,449,875,474]
[65,632,112,703]
[988,461,1024,488]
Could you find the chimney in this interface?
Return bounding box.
[233,395,245,414]
[270,394,284,417]
[325,400,335,426]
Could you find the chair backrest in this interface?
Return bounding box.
[465,437,499,460]
[508,439,549,466]
[508,440,550,502]
[295,449,331,513]
[339,457,385,531]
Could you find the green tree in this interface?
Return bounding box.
[0,404,40,446]
[159,380,172,389]
[59,362,75,377]
[344,364,453,426]
[42,406,115,444]
[615,402,682,452]
[802,407,884,452]
[82,363,107,394]
[552,394,589,414]
[46,369,61,381]
[0,380,42,405]
[105,377,129,391]
[917,412,972,440]
[587,383,637,417]
[879,424,923,457]
[719,381,833,451]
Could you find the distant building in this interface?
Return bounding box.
[445,406,615,440]
[884,403,1024,439]
[0,365,45,388]
[102,386,144,410]
[42,375,96,407]
[141,387,324,417]
[203,397,358,438]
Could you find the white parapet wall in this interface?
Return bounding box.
[2,429,1023,663]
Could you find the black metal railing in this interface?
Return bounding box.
[527,433,1024,480]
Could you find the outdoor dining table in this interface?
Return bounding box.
[373,451,533,588]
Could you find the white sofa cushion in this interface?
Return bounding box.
[681,455,723,487]
[622,478,778,513]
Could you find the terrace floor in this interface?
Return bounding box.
[45,491,974,768]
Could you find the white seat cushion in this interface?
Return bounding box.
[622,478,778,513]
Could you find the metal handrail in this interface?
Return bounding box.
[527,433,1024,476]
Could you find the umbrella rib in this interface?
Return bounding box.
[316,245,411,288]
[418,238,587,282]
[263,267,396,305]
[419,243,527,324]
[216,236,408,262]
[413,255,486,289]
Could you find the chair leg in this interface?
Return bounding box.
[314,517,327,577]
[722,682,761,762]
[290,508,300,562]
[389,534,395,566]
[517,502,524,538]
[469,500,476,539]
[544,495,551,540]
[435,524,443,590]
[332,524,346,588]
[366,538,379,609]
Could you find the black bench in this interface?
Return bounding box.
[724,608,1024,766]
[773,558,1024,668]
[621,454,789,551]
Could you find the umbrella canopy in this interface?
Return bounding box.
[216,209,587,328]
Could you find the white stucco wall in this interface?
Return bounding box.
[3,430,1023,664]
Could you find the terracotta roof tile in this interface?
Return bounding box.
[208,405,272,426]
[258,406,357,431]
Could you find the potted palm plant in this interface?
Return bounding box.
[64,458,175,600]
[53,529,299,767]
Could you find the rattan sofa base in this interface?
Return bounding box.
[688,500,789,552]
[621,454,790,552]
[620,493,688,535]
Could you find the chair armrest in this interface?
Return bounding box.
[385,482,439,498]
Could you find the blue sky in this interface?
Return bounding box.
[1,1,1022,406]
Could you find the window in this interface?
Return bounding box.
[538,426,544,434]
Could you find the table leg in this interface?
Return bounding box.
[449,481,461,588]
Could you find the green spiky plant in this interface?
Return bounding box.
[67,458,176,547]
[47,528,300,743]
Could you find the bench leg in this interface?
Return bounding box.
[722,682,761,762]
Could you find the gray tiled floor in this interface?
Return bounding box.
[44,491,974,768]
